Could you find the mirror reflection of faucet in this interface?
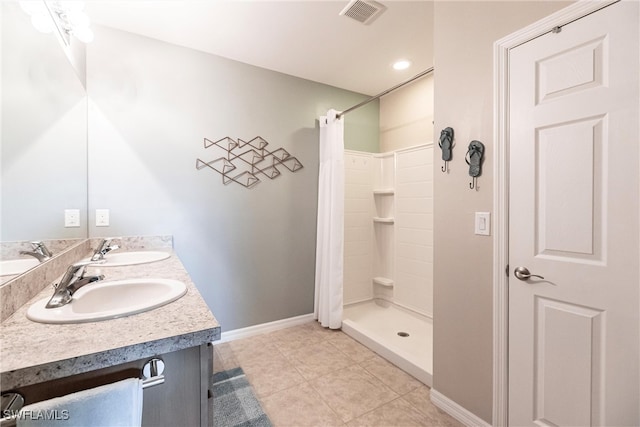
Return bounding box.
[19,241,53,263]
[45,260,106,309]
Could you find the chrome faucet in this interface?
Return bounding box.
[20,241,53,263]
[45,260,105,309]
[91,238,120,261]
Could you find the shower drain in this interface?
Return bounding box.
[397,331,410,337]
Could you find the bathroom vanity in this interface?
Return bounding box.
[0,238,220,426]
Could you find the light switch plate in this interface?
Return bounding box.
[475,212,491,236]
[96,209,110,227]
[64,209,80,227]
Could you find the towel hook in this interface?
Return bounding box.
[465,140,485,190]
[439,127,454,174]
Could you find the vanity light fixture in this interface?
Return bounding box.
[392,59,412,71]
[19,0,94,44]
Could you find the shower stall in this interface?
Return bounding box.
[342,144,433,385]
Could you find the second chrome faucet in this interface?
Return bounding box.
[91,238,120,261]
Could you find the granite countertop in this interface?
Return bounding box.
[0,251,220,390]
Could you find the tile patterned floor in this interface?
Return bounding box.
[213,321,463,427]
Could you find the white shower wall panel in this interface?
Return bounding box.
[397,227,433,247]
[373,222,395,279]
[394,146,434,317]
[344,152,374,305]
[374,153,395,189]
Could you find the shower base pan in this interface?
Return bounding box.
[342,299,432,386]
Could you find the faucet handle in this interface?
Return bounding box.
[68,259,106,277]
[54,259,106,290]
[105,244,120,253]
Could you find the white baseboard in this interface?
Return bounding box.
[215,313,315,344]
[431,389,492,427]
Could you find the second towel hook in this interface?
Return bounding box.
[465,140,485,190]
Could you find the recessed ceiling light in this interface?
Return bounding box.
[393,60,412,71]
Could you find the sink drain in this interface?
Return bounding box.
[397,331,410,337]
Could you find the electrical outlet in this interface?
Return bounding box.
[96,209,110,227]
[64,209,80,227]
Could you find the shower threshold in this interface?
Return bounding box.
[342,299,432,386]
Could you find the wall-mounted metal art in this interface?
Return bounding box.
[196,136,303,189]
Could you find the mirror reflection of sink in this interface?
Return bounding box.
[26,278,187,324]
[0,258,40,277]
[82,251,171,267]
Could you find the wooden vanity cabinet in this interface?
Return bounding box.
[4,344,213,427]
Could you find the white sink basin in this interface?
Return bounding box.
[27,278,187,324]
[0,258,40,276]
[82,251,171,267]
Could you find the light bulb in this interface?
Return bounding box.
[392,60,412,71]
[31,14,54,33]
[72,26,93,43]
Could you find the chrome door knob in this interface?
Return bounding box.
[514,266,544,281]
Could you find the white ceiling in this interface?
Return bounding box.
[84,1,434,96]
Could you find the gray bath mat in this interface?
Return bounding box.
[212,367,272,427]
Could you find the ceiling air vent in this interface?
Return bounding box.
[339,0,387,25]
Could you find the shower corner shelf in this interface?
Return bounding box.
[373,277,394,287]
[373,188,395,195]
[373,217,394,224]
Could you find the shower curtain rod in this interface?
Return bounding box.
[337,67,434,119]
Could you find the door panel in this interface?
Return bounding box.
[536,115,605,262]
[536,36,606,104]
[508,2,639,425]
[534,297,605,426]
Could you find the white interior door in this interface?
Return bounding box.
[508,2,639,425]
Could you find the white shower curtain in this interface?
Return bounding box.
[314,109,344,329]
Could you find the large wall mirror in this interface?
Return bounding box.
[1,2,88,282]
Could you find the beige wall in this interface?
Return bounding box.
[432,1,572,423]
[380,75,434,152]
